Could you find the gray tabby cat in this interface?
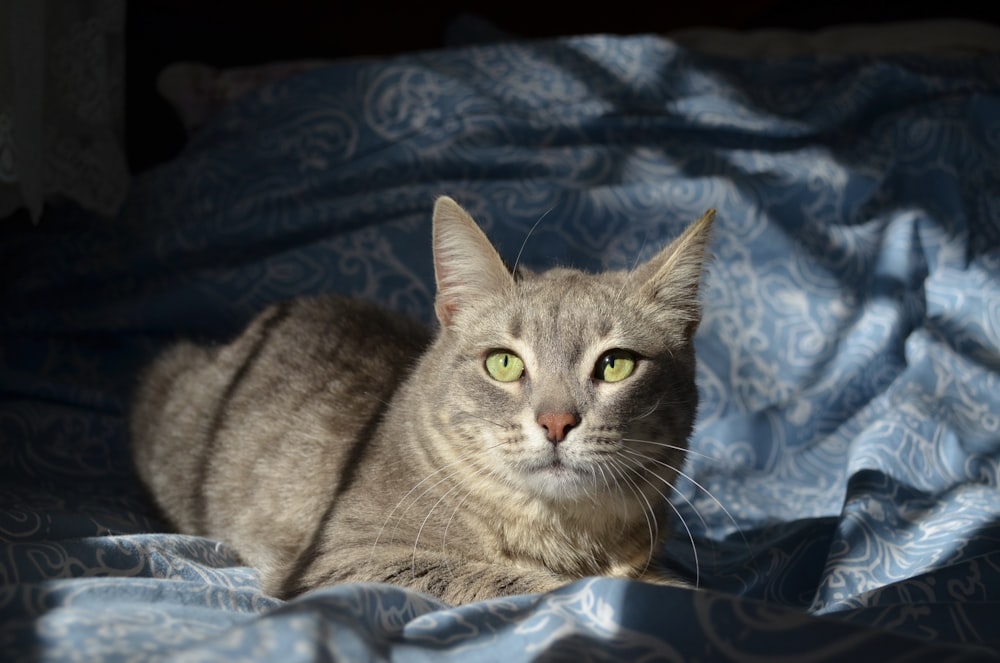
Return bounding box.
[130,196,715,605]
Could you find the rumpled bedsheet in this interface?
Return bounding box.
[3,34,1000,661]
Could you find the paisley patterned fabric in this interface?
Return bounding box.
[3,34,1000,660]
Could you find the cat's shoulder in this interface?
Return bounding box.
[275,293,432,353]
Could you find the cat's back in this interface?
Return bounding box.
[130,294,430,566]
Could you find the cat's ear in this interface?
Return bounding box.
[432,196,514,327]
[633,209,715,335]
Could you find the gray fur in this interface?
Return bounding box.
[130,196,715,604]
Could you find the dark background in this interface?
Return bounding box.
[125,1,1000,173]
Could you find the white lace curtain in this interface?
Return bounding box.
[0,0,128,222]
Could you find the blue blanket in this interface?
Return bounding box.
[3,34,1000,661]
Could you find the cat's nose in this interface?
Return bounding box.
[537,412,579,444]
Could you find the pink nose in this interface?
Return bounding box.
[537,412,579,444]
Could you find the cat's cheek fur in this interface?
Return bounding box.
[504,411,567,491]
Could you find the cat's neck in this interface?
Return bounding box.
[467,478,664,576]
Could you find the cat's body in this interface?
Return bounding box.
[131,196,714,604]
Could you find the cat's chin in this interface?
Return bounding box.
[517,460,599,500]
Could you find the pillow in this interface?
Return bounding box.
[156,59,333,137]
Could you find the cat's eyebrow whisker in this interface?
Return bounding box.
[638,391,693,408]
[613,232,649,304]
[511,206,555,275]
[623,394,691,421]
[628,231,650,274]
[629,399,663,423]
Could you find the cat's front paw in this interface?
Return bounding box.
[604,561,692,589]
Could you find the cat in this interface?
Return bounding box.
[129,196,715,605]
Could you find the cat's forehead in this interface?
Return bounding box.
[517,267,627,311]
[447,267,683,364]
[503,268,633,342]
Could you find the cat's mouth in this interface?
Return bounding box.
[527,457,589,481]
[515,457,600,500]
[545,459,570,473]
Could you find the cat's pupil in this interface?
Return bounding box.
[595,350,636,382]
[485,350,525,382]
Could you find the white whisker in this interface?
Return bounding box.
[621,447,751,560]
[612,452,700,587]
[618,449,710,533]
[413,476,471,578]
[512,206,555,275]
[613,231,649,304]
[369,442,504,565]
[622,437,722,464]
[441,484,478,568]
[630,399,663,423]
[590,462,604,497]
[456,410,506,429]
[604,457,659,577]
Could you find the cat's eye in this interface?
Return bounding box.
[594,350,636,383]
[485,351,525,382]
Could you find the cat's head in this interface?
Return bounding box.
[426,196,714,505]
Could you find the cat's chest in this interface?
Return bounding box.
[467,498,652,576]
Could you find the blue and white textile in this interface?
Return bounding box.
[3,34,1000,661]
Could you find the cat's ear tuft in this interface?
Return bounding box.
[634,209,715,335]
[432,196,514,327]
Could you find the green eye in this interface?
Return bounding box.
[485,351,525,382]
[594,350,636,383]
